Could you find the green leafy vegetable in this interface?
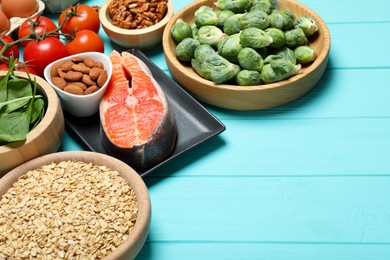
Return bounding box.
[236,70,262,86]
[171,0,320,85]
[0,61,46,145]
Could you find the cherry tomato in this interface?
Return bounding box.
[23,37,68,76]
[58,4,100,34]
[0,62,37,74]
[18,15,59,47]
[65,30,104,55]
[0,35,19,60]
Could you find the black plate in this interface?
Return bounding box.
[64,49,226,177]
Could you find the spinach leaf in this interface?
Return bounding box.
[30,97,45,127]
[0,111,30,145]
[0,68,47,145]
[2,78,33,114]
[0,95,42,112]
[0,70,12,103]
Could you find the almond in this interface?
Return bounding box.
[57,68,66,79]
[61,61,75,72]
[97,70,108,87]
[95,62,104,69]
[72,63,91,74]
[82,74,96,86]
[50,60,67,77]
[64,71,83,82]
[69,81,88,90]
[84,85,100,95]
[52,77,67,90]
[89,67,103,81]
[71,57,84,63]
[64,84,84,95]
[84,57,97,68]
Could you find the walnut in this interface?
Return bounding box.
[108,0,167,29]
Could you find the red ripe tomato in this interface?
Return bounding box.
[23,37,68,76]
[0,62,37,74]
[18,15,59,47]
[58,4,100,34]
[0,35,19,60]
[65,30,104,55]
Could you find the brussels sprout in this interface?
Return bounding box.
[171,18,193,44]
[294,16,318,36]
[293,45,317,64]
[196,54,241,84]
[176,38,201,62]
[268,10,284,29]
[250,0,278,14]
[261,60,301,84]
[218,34,243,63]
[197,25,227,47]
[216,0,251,13]
[236,70,263,86]
[285,28,308,47]
[265,28,285,48]
[217,10,235,28]
[237,47,264,72]
[194,6,219,27]
[191,23,199,40]
[194,44,216,63]
[240,28,273,49]
[240,9,269,30]
[191,59,204,77]
[271,9,295,30]
[257,47,269,59]
[223,13,244,35]
[264,46,296,64]
[281,10,295,30]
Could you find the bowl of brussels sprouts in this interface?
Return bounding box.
[162,0,330,110]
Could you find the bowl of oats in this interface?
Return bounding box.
[0,151,151,259]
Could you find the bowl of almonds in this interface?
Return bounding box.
[0,151,151,259]
[43,52,112,117]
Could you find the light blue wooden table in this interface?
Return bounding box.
[60,0,390,259]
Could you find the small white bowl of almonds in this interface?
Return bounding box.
[44,52,113,117]
[0,151,151,259]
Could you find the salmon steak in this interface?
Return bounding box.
[100,50,177,170]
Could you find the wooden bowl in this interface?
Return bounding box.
[162,0,331,110]
[0,151,151,259]
[0,71,64,176]
[99,0,174,50]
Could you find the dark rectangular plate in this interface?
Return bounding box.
[64,49,226,177]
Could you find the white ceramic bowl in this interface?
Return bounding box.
[41,0,79,13]
[43,52,112,117]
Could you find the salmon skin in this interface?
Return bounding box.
[100,50,177,170]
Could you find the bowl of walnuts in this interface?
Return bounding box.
[99,0,174,50]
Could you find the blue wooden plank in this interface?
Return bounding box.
[136,243,390,260]
[144,177,390,242]
[149,117,390,177]
[298,0,390,23]
[204,69,390,119]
